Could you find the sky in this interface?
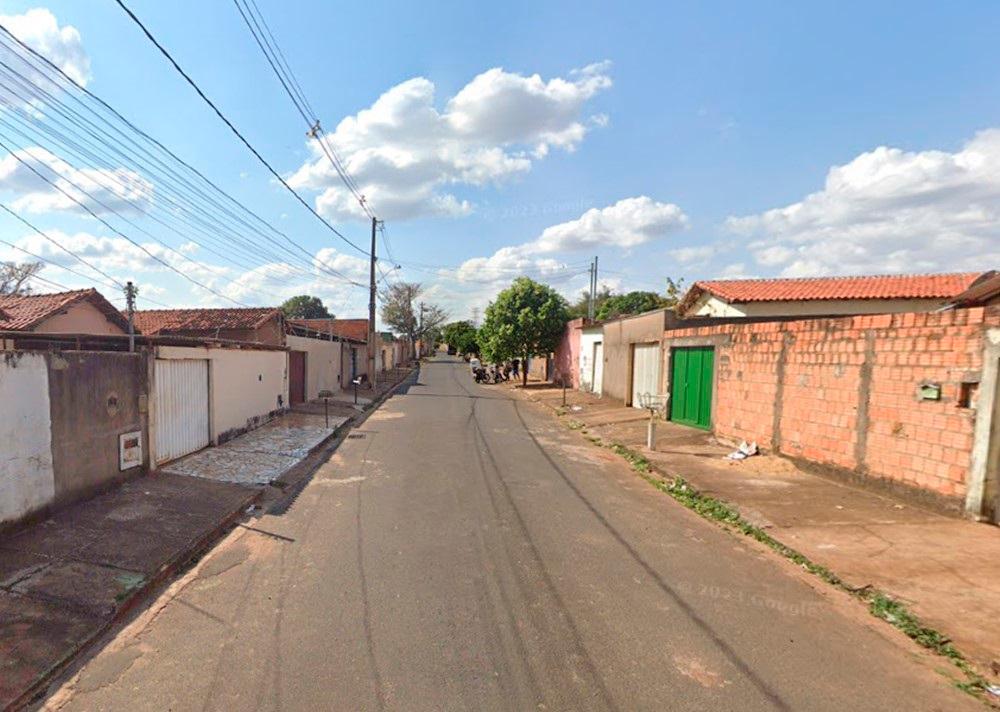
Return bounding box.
[0,0,998,324]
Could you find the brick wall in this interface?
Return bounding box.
[663,308,994,502]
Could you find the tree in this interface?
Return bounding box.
[478,277,569,386]
[442,320,479,355]
[567,284,613,319]
[0,261,43,295]
[281,295,332,319]
[596,290,668,321]
[380,282,447,352]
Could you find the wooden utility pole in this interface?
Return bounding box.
[368,216,377,388]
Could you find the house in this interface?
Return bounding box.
[552,317,585,388]
[288,318,369,389]
[578,321,605,395]
[0,288,129,348]
[676,272,985,319]
[944,270,1000,309]
[600,308,677,407]
[132,307,285,346]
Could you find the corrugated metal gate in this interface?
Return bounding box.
[630,342,660,408]
[154,359,209,465]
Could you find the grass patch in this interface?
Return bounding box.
[583,432,990,697]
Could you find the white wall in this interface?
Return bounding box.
[579,328,603,392]
[0,352,55,525]
[688,294,948,318]
[286,334,342,399]
[156,345,288,444]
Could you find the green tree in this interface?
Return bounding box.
[442,320,479,354]
[380,282,447,353]
[281,295,332,319]
[478,277,569,386]
[567,284,613,319]
[596,290,668,321]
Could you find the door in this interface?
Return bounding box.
[154,359,209,464]
[631,343,661,408]
[669,346,714,429]
[289,351,306,405]
[592,341,604,395]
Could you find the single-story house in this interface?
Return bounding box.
[288,318,369,389]
[133,307,285,346]
[675,272,986,319]
[601,308,677,407]
[552,317,586,388]
[0,288,129,348]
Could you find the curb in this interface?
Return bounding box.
[8,487,260,712]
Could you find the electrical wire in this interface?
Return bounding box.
[112,0,369,256]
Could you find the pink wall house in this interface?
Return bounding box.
[552,317,585,388]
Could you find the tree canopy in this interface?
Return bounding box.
[380,282,447,349]
[478,277,569,385]
[281,295,332,320]
[442,320,479,355]
[0,261,43,295]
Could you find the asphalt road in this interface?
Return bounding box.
[44,356,976,711]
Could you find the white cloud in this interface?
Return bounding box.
[287,63,612,221]
[728,128,1000,276]
[669,245,716,266]
[454,196,688,284]
[0,9,90,87]
[0,147,153,216]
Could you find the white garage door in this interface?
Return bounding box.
[631,343,660,408]
[592,341,604,396]
[154,359,209,465]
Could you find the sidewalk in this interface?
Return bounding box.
[0,365,417,710]
[0,474,255,710]
[515,382,1000,677]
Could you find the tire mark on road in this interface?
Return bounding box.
[509,398,791,712]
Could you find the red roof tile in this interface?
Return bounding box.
[681,272,984,312]
[0,288,129,332]
[289,318,369,343]
[133,307,281,335]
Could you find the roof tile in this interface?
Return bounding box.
[133,307,280,334]
[0,289,128,332]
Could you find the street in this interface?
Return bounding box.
[44,356,976,711]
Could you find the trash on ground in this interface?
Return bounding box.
[571,405,583,412]
[985,684,1000,699]
[725,440,758,460]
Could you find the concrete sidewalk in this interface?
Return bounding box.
[0,474,256,710]
[514,382,1000,678]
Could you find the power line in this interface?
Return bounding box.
[0,24,368,292]
[112,0,369,256]
[230,0,373,219]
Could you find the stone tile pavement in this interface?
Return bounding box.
[161,412,348,486]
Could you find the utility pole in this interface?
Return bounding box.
[368,216,377,389]
[471,306,479,328]
[592,256,599,318]
[587,260,594,320]
[125,281,136,353]
[418,302,425,356]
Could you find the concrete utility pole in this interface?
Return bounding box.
[418,302,425,356]
[368,216,377,389]
[125,281,136,353]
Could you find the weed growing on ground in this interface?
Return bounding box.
[582,430,989,697]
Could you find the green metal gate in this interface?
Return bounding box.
[669,346,714,430]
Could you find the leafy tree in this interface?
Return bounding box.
[596,290,668,321]
[567,285,613,319]
[0,261,43,295]
[478,277,569,386]
[380,282,447,352]
[442,320,479,354]
[281,294,332,319]
[663,277,686,308]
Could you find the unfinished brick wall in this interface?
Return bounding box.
[663,308,992,501]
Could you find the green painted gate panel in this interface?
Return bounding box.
[669,346,714,429]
